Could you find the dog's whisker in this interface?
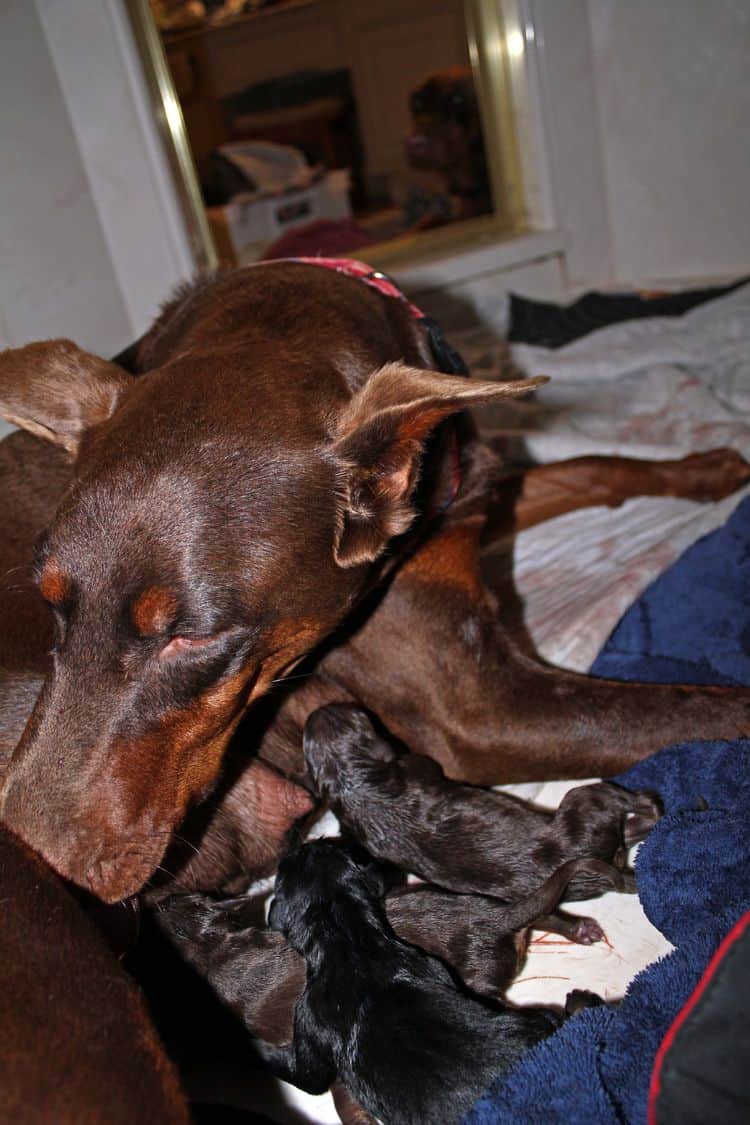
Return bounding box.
[170,832,200,856]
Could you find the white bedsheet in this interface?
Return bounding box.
[478,281,750,673]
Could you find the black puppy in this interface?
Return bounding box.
[304,704,660,935]
[260,839,562,1125]
[157,853,624,1029]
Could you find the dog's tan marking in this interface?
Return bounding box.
[402,518,484,597]
[131,586,179,636]
[38,560,71,606]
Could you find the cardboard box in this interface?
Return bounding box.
[207,169,351,265]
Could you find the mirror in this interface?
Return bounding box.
[129,0,525,268]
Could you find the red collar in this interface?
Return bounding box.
[284,257,426,320]
[285,256,461,513]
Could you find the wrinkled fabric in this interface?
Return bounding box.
[466,281,750,672]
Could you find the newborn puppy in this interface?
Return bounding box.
[385,854,627,991]
[260,839,562,1125]
[157,853,623,1027]
[304,705,660,930]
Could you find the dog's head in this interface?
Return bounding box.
[405,66,484,179]
[0,321,544,901]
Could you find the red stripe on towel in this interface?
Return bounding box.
[647,909,750,1125]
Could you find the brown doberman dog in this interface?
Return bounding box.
[1,261,749,904]
[0,823,188,1125]
[405,65,491,227]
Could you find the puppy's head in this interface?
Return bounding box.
[268,838,388,950]
[303,704,396,800]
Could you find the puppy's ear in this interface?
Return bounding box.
[267,895,286,934]
[350,849,390,899]
[331,363,547,567]
[0,338,132,456]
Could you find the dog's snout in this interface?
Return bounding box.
[86,857,118,898]
[84,847,163,904]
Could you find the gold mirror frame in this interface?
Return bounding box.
[125,0,218,271]
[124,0,525,273]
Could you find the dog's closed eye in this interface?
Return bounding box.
[159,634,221,660]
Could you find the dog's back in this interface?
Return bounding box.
[0,824,188,1124]
[268,839,559,1125]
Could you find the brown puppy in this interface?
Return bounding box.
[1,261,749,905]
[0,823,188,1125]
[303,704,659,934]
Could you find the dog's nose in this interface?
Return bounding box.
[85,856,141,904]
[86,857,115,896]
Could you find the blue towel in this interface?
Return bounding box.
[467,496,750,1124]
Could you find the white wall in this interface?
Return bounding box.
[36,0,197,337]
[0,1,132,355]
[531,0,750,288]
[0,0,194,356]
[587,0,750,285]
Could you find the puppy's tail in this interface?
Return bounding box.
[499,857,623,931]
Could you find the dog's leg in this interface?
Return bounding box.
[484,449,750,538]
[321,517,750,784]
[534,912,605,945]
[501,857,627,946]
[331,1081,379,1125]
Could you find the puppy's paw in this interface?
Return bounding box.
[567,915,605,945]
[623,791,662,846]
[565,989,605,1017]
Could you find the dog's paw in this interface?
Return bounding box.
[674,449,750,501]
[567,915,605,945]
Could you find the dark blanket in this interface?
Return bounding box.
[467,495,750,1124]
[507,277,749,349]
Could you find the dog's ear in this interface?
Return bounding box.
[0,339,132,456]
[331,362,547,567]
[348,846,390,898]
